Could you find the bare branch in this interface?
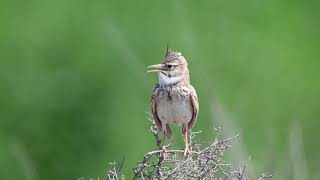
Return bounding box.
[106,119,273,180]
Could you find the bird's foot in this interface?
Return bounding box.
[183,146,190,158]
[161,146,169,160]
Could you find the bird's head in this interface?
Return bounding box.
[147,48,190,86]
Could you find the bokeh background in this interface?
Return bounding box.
[1,0,319,179]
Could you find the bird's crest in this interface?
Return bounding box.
[163,47,184,63]
[165,44,172,57]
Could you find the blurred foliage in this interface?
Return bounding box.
[0,0,319,179]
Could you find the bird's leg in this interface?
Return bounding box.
[161,133,169,159]
[183,129,190,157]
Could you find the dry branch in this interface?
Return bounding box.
[106,119,272,180]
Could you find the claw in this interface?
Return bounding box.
[162,146,169,159]
[183,146,190,158]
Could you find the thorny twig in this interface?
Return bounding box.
[107,118,273,180]
[132,120,243,180]
[107,161,125,180]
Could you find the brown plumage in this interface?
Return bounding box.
[148,48,199,157]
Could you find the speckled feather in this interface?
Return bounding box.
[151,49,199,139]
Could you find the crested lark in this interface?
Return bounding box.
[147,48,199,158]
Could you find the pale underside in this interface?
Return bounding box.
[156,90,193,126]
[151,84,198,138]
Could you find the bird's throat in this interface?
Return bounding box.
[158,72,182,86]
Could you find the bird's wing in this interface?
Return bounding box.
[151,86,173,139]
[188,85,199,130]
[151,86,163,132]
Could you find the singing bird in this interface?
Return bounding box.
[147,48,199,157]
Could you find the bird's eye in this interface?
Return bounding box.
[167,64,173,69]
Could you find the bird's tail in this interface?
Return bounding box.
[165,124,172,139]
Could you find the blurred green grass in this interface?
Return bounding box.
[0,0,319,179]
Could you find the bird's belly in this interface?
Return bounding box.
[157,98,192,126]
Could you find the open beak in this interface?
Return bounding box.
[147,64,164,73]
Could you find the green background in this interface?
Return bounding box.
[0,0,319,179]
